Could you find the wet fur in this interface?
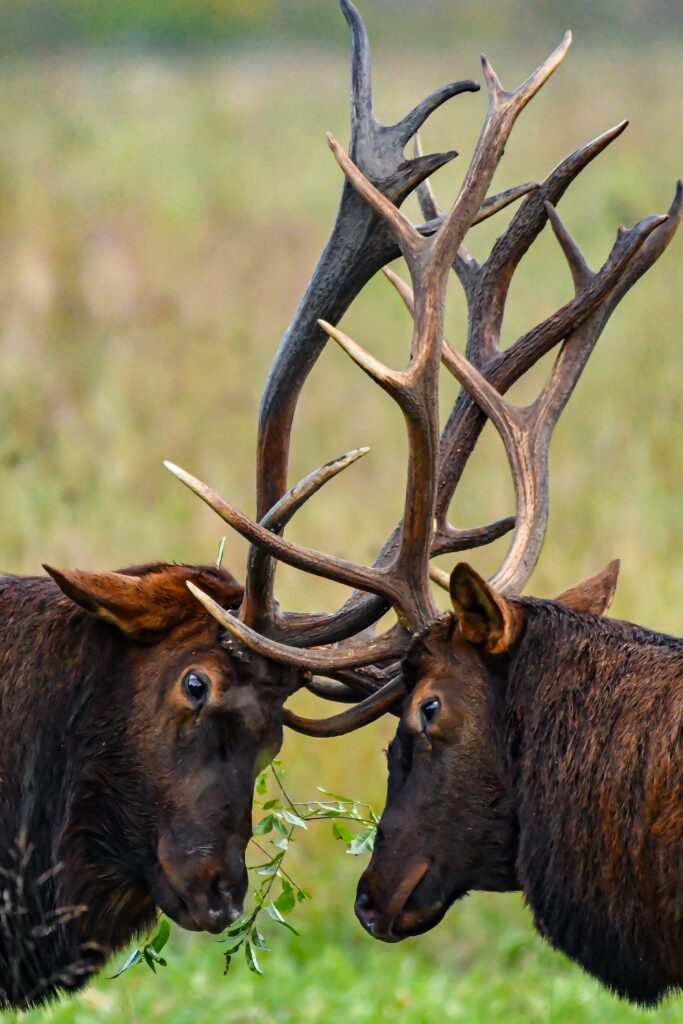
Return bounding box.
[508,601,683,1004]
[0,565,242,1010]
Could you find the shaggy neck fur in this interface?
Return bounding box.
[506,600,683,1005]
[0,576,155,1010]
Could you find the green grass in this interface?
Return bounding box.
[0,33,681,1024]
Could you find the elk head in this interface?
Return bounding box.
[43,561,292,939]
[354,561,620,940]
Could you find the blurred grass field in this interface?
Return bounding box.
[0,5,681,1022]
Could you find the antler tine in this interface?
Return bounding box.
[260,448,369,534]
[166,461,404,608]
[394,80,481,149]
[187,583,408,672]
[432,33,571,274]
[305,677,365,703]
[385,194,673,595]
[244,447,369,631]
[429,565,451,592]
[244,1,475,632]
[327,134,426,262]
[283,674,406,737]
[544,202,594,291]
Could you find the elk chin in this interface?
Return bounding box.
[151,841,247,934]
[356,858,472,943]
[390,870,470,941]
[150,861,206,932]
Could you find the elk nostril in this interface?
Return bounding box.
[355,890,372,911]
[214,877,231,900]
[354,888,377,932]
[208,874,243,926]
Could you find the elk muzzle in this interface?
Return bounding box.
[153,834,248,934]
[355,857,434,941]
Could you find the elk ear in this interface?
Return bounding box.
[43,565,183,639]
[554,558,620,615]
[449,563,521,654]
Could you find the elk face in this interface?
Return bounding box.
[355,610,519,942]
[355,562,620,942]
[46,563,298,940]
[135,638,290,935]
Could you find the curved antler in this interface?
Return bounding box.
[169,32,583,738]
[169,13,680,739]
[384,195,677,594]
[242,0,479,632]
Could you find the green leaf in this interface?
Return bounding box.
[142,948,157,973]
[267,902,300,934]
[273,881,296,915]
[150,918,171,953]
[280,809,307,829]
[244,941,262,976]
[296,888,311,903]
[251,928,269,951]
[273,836,290,851]
[317,787,355,803]
[253,813,277,835]
[273,816,290,837]
[347,826,376,855]
[111,948,143,978]
[223,917,253,938]
[255,773,268,795]
[261,798,280,810]
[256,860,281,877]
[221,939,246,955]
[332,821,355,844]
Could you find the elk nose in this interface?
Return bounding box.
[354,888,378,935]
[203,875,244,932]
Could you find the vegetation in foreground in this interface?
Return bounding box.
[0,32,680,1024]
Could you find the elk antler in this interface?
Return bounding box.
[242,0,479,634]
[169,12,680,738]
[170,31,588,731]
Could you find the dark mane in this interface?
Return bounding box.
[507,599,683,1003]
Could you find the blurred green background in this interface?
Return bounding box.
[0,1,680,1021]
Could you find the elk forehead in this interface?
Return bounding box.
[404,628,501,740]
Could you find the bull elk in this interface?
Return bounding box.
[1,1,481,1008]
[169,4,682,1009]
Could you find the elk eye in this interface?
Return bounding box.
[183,670,210,708]
[420,697,441,730]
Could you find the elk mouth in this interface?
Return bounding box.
[390,875,469,939]
[150,861,243,934]
[356,859,469,942]
[150,862,206,932]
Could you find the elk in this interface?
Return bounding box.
[167,6,682,1008]
[1,1,482,1008]
[355,564,683,1005]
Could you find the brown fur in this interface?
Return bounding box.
[0,563,296,1010]
[356,565,682,1005]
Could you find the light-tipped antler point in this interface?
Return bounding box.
[164,460,195,488]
